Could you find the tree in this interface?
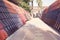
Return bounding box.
[37,0,42,14]
[37,0,42,9]
[37,0,42,18]
[16,0,31,12]
[29,0,33,10]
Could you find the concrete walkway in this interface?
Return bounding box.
[6,18,60,40]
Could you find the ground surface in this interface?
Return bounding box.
[6,18,60,40]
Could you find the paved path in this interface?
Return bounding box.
[6,18,60,40]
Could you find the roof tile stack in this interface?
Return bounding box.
[0,0,30,40]
[41,0,60,32]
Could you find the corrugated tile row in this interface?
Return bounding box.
[41,1,60,32]
[0,0,29,40]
